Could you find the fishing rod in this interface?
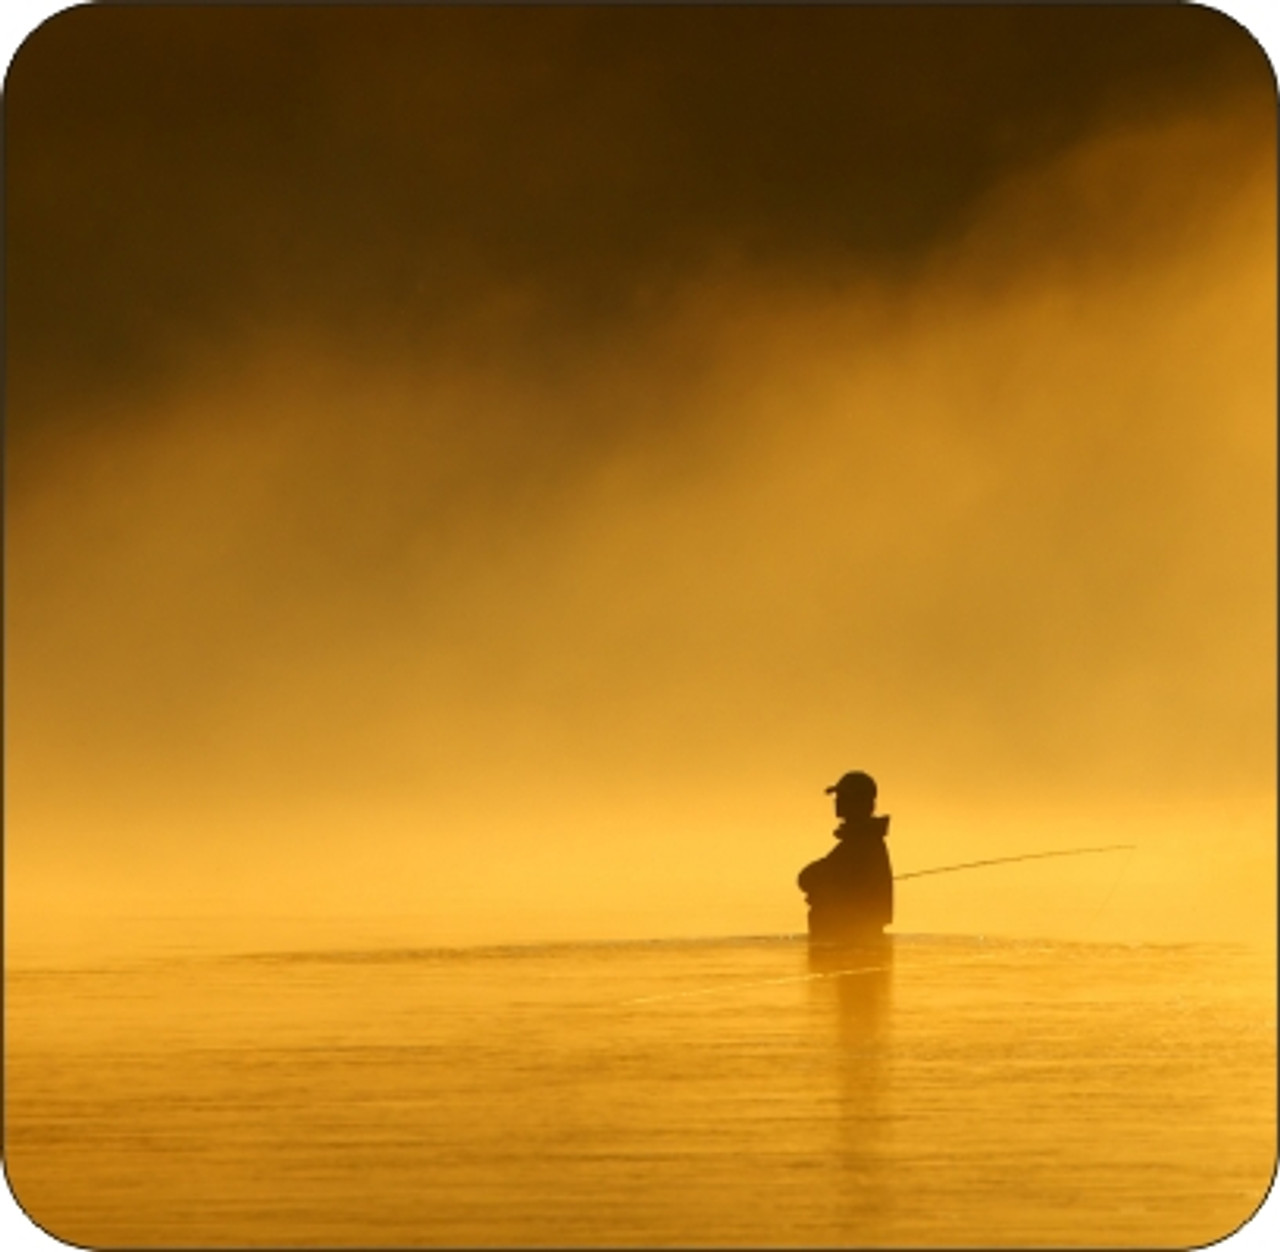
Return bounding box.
[894,843,1135,882]
[624,848,1136,1007]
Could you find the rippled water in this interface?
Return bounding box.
[5,934,1275,1246]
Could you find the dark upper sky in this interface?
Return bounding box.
[6,4,1269,423]
[5,6,1275,948]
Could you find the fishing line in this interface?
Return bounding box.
[1078,843,1136,940]
[618,962,893,1006]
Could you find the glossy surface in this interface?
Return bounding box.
[6,934,1274,1246]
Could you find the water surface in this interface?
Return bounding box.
[6,934,1274,1246]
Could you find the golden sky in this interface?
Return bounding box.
[6,6,1275,955]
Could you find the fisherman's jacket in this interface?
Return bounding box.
[798,817,893,940]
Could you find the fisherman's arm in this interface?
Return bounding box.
[798,856,834,895]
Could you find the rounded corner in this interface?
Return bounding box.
[1189,3,1280,103]
[4,4,99,103]
[1193,1153,1280,1251]
[2,1150,96,1252]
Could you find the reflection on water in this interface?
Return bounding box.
[5,934,1274,1247]
[806,939,895,1236]
[807,936,895,1028]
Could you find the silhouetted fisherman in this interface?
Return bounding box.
[798,771,893,943]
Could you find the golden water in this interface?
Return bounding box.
[5,934,1275,1246]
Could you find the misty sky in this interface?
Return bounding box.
[6,6,1276,953]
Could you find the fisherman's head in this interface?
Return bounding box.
[826,770,877,821]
